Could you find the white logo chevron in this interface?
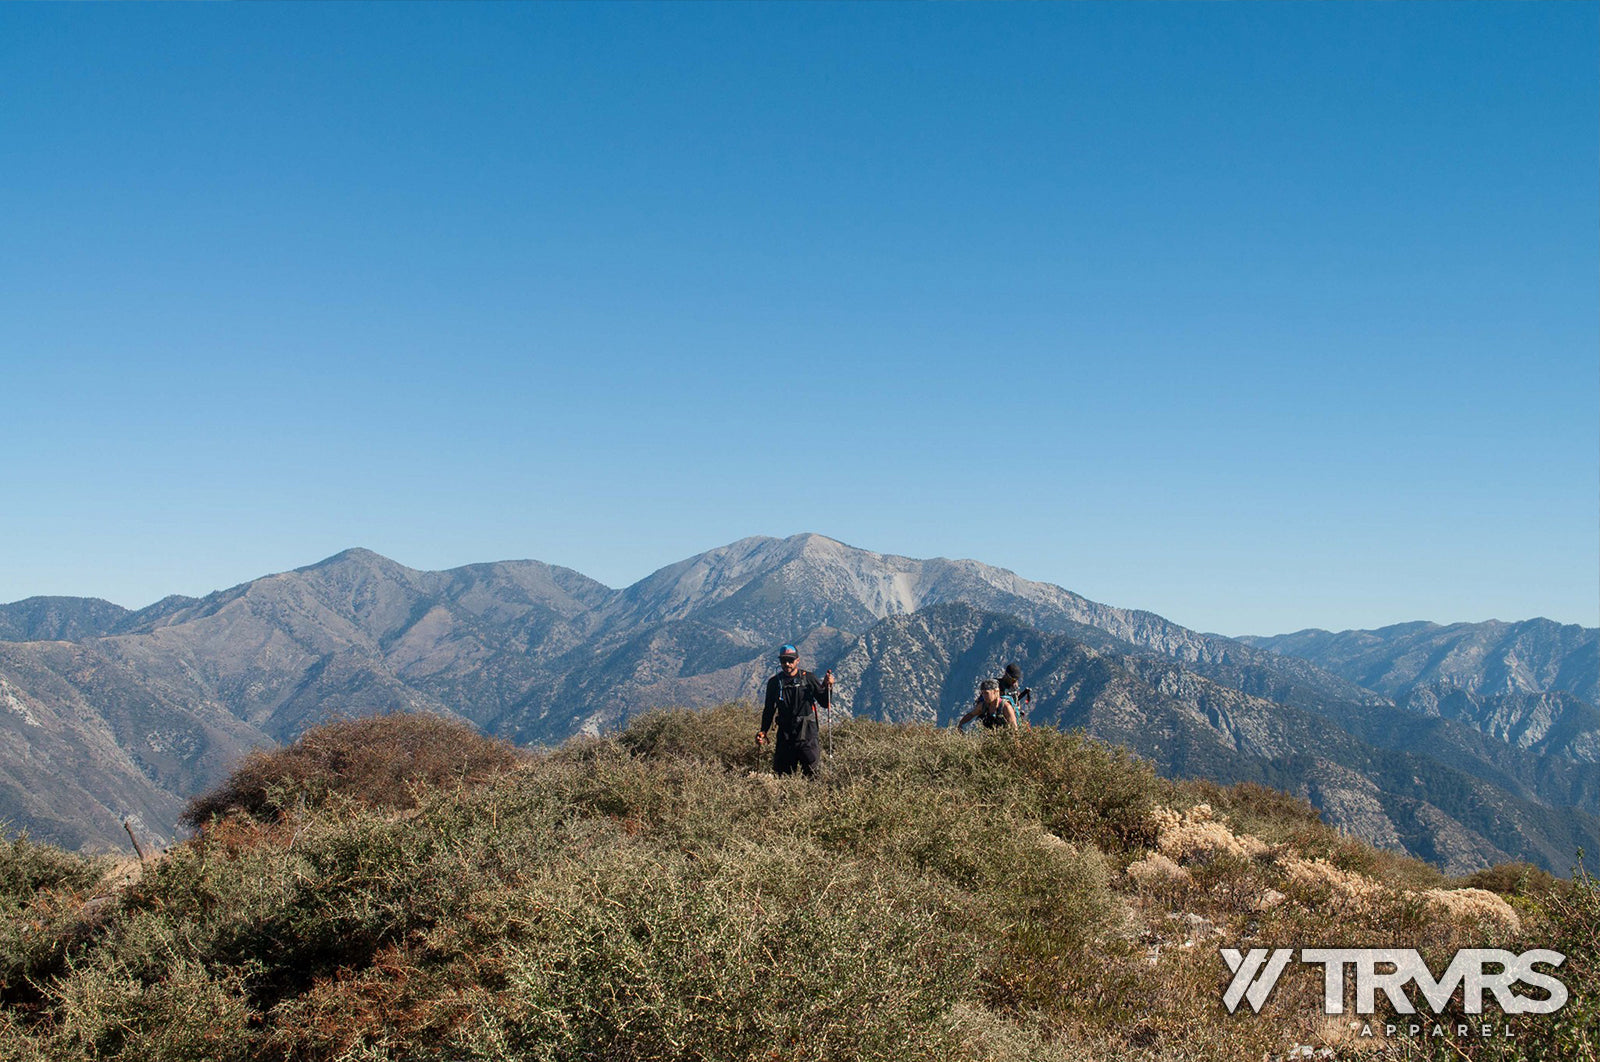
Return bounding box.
[1221,948,1295,1014]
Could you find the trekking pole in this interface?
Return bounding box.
[824,669,835,762]
[826,669,844,780]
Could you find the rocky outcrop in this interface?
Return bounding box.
[1398,682,1598,763]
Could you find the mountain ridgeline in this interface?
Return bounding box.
[0,535,1594,875]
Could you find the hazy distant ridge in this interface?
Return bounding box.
[1240,619,1598,707]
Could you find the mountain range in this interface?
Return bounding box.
[1,534,1594,874]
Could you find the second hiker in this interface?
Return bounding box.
[958,678,1018,731]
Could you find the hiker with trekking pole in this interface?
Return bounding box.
[757,644,832,777]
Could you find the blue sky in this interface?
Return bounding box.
[3,3,1595,636]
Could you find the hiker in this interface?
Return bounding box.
[998,663,1032,725]
[757,644,833,776]
[957,678,1017,731]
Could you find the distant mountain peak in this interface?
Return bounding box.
[297,547,413,573]
[0,596,134,642]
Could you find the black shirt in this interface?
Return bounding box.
[762,668,830,742]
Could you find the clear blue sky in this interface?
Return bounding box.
[3,3,1595,636]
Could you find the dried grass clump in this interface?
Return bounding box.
[1280,853,1386,915]
[1151,804,1268,865]
[181,712,525,827]
[940,1001,1089,1062]
[1421,886,1521,934]
[1126,852,1191,890]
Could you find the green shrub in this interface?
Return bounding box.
[0,835,113,1013]
[1478,854,1599,1062]
[46,960,262,1062]
[0,834,107,906]
[431,840,983,1062]
[617,700,767,773]
[1460,860,1562,899]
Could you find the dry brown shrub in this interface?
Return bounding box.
[181,712,525,827]
[270,942,486,1059]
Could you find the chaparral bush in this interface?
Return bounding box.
[180,711,525,826]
